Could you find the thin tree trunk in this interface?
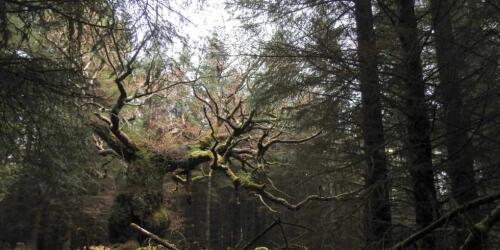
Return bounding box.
[395,0,440,248]
[205,172,212,249]
[232,193,242,246]
[353,0,392,248]
[30,209,42,250]
[0,0,8,49]
[429,0,480,246]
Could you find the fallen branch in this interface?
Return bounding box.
[259,189,359,211]
[265,131,322,147]
[460,203,500,250]
[391,192,500,250]
[240,218,281,250]
[130,223,180,250]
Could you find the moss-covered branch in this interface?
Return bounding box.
[460,203,500,250]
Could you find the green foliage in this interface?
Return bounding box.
[108,192,169,244]
[0,163,21,202]
[236,170,253,185]
[0,18,99,245]
[137,148,153,164]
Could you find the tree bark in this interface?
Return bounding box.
[430,0,478,207]
[353,0,392,248]
[429,0,480,246]
[232,193,242,246]
[395,0,440,248]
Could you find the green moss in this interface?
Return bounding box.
[237,171,252,184]
[109,192,168,243]
[137,246,164,250]
[152,207,169,225]
[189,150,213,159]
[137,148,152,161]
[121,123,148,146]
[199,135,214,149]
[191,175,205,182]
[188,134,214,152]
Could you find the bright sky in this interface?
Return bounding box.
[172,0,240,52]
[184,1,236,38]
[164,0,274,71]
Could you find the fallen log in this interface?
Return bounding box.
[130,223,180,250]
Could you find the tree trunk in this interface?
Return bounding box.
[0,0,8,49]
[395,0,440,249]
[205,173,212,249]
[429,0,480,246]
[30,209,42,250]
[353,0,392,248]
[232,193,241,246]
[108,161,169,244]
[430,0,479,207]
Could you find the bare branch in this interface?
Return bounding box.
[254,193,279,213]
[265,131,323,148]
[228,99,243,120]
[259,189,357,211]
[391,192,500,250]
[94,112,111,126]
[105,31,156,154]
[97,149,119,157]
[193,86,219,118]
[240,218,281,250]
[126,80,193,102]
[110,29,125,71]
[130,223,180,250]
[460,203,500,250]
[202,84,219,116]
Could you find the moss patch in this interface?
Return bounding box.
[152,207,169,226]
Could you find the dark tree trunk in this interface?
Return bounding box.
[0,0,8,49]
[430,0,478,206]
[429,0,480,247]
[232,196,242,246]
[353,0,392,247]
[108,162,169,244]
[395,0,440,249]
[30,209,42,250]
[205,173,212,249]
[108,189,167,244]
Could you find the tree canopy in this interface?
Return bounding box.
[0,0,499,250]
